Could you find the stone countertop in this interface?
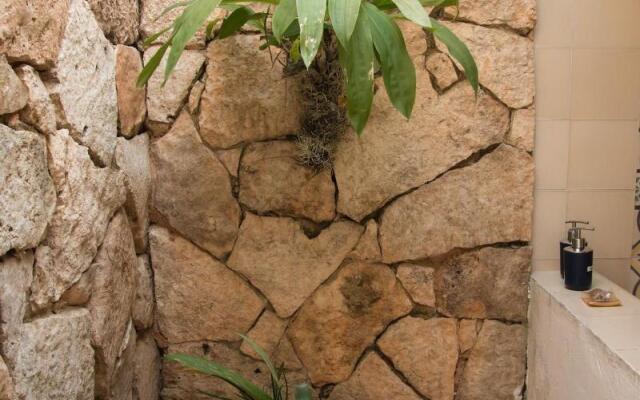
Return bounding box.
[532,271,640,375]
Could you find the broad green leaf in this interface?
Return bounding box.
[164,0,222,84]
[165,353,272,400]
[294,384,313,400]
[296,0,326,67]
[363,2,415,118]
[137,42,170,87]
[272,0,297,42]
[391,0,431,28]
[290,38,301,62]
[344,4,374,135]
[328,0,361,47]
[217,6,254,39]
[154,0,191,22]
[429,19,478,92]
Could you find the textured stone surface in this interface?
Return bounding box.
[0,126,55,256]
[228,214,363,318]
[0,0,29,45]
[57,264,95,308]
[134,333,161,400]
[108,321,136,400]
[215,147,242,177]
[334,79,509,221]
[14,65,57,134]
[115,134,151,253]
[289,261,412,385]
[396,264,436,307]
[329,353,421,400]
[451,0,536,31]
[86,210,137,399]
[3,309,94,400]
[150,111,240,258]
[0,354,16,400]
[507,107,535,152]
[0,252,33,337]
[380,145,534,262]
[239,141,336,222]
[240,311,286,359]
[0,0,70,68]
[150,226,263,343]
[378,317,458,400]
[458,320,527,400]
[188,80,205,113]
[0,56,27,115]
[87,0,139,44]
[31,130,126,310]
[426,52,458,90]
[437,21,535,109]
[458,319,480,353]
[435,247,532,321]
[397,19,428,58]
[199,35,304,149]
[116,45,146,137]
[347,220,382,262]
[45,0,118,166]
[133,255,154,331]
[144,46,205,125]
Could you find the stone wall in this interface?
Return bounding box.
[0,0,536,399]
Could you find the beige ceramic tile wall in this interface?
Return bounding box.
[533,0,640,292]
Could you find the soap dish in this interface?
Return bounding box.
[581,288,622,307]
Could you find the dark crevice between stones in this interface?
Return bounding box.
[402,239,531,267]
[374,348,431,400]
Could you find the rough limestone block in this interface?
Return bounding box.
[134,333,161,400]
[507,107,535,152]
[0,252,33,338]
[396,263,436,307]
[115,45,146,137]
[0,126,55,256]
[0,56,27,115]
[14,65,57,134]
[86,0,139,44]
[449,0,536,32]
[132,255,154,331]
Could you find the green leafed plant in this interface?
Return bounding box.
[137,0,478,135]
[166,335,313,400]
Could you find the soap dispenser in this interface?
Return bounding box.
[563,226,595,291]
[561,220,590,278]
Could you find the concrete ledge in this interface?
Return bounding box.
[527,271,640,399]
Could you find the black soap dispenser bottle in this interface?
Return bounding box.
[563,226,595,291]
[560,220,590,278]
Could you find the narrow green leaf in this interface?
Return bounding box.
[429,19,478,92]
[164,0,222,84]
[165,353,272,400]
[154,0,191,22]
[272,0,297,42]
[363,2,415,119]
[217,6,254,39]
[239,335,281,392]
[391,0,431,27]
[142,26,171,48]
[296,0,326,67]
[344,4,375,135]
[328,0,361,47]
[137,42,170,87]
[294,384,313,400]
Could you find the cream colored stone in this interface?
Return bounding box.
[45,0,118,166]
[150,112,240,259]
[14,65,57,134]
[215,147,242,177]
[0,354,16,400]
[451,0,536,31]
[329,353,421,400]
[458,319,480,353]
[132,255,154,331]
[396,264,435,307]
[0,56,27,115]
[458,320,527,400]
[144,46,205,125]
[58,265,95,308]
[347,220,381,262]
[334,78,509,221]
[134,333,161,400]
[507,107,535,152]
[115,134,151,253]
[150,226,264,343]
[228,214,363,318]
[239,141,336,222]
[0,252,33,338]
[0,127,55,256]
[435,247,532,321]
[3,309,94,400]
[378,317,458,400]
[380,145,534,262]
[0,0,70,69]
[437,21,535,109]
[426,52,458,90]
[31,130,126,310]
[86,210,137,399]
[397,19,428,58]
[188,80,205,113]
[108,321,136,400]
[289,261,412,385]
[199,35,304,149]
[116,45,146,138]
[86,0,139,44]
